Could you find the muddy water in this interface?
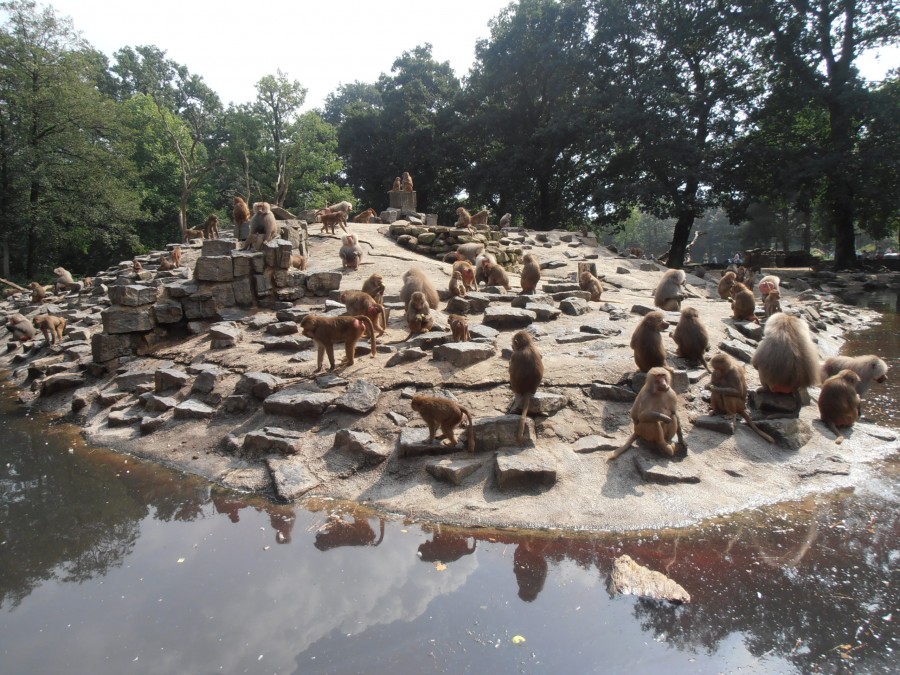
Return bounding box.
[1,301,898,674]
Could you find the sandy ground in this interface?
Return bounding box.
[10,221,900,532]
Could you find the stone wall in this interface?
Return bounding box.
[387,218,522,267]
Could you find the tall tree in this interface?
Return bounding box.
[113,45,224,237]
[738,0,900,268]
[588,0,758,267]
[0,0,140,278]
[463,0,592,229]
[253,70,307,207]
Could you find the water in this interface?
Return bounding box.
[1,297,898,674]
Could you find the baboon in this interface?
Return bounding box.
[202,214,219,239]
[448,271,467,298]
[243,202,278,250]
[718,271,736,300]
[7,313,36,341]
[609,367,686,461]
[653,269,686,311]
[290,254,307,271]
[184,228,205,242]
[821,354,888,396]
[158,255,174,271]
[508,330,544,444]
[452,260,477,291]
[390,176,401,191]
[53,267,75,294]
[400,268,439,310]
[708,353,774,443]
[469,209,490,226]
[171,246,182,268]
[299,314,377,372]
[671,307,709,369]
[751,313,820,403]
[400,171,414,191]
[730,282,758,323]
[404,291,434,339]
[764,288,782,319]
[32,314,66,345]
[318,209,348,235]
[455,242,484,264]
[631,311,668,372]
[455,207,472,229]
[579,271,603,301]
[327,200,353,216]
[233,197,251,226]
[352,208,377,223]
[818,369,861,444]
[340,290,387,336]
[339,233,363,270]
[484,262,510,291]
[448,314,470,342]
[411,394,475,452]
[474,253,497,286]
[520,254,540,295]
[758,275,780,298]
[29,282,46,303]
[499,213,512,228]
[362,273,385,305]
[629,246,644,258]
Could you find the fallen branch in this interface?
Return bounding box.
[0,277,28,292]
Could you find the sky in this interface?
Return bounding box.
[22,0,900,111]
[46,0,516,109]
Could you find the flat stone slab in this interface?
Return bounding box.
[155,368,189,392]
[608,554,691,604]
[332,429,390,465]
[386,347,429,367]
[259,335,313,351]
[191,366,227,394]
[108,284,159,307]
[757,418,813,451]
[482,306,535,329]
[398,427,466,458]
[580,324,623,337]
[527,303,562,321]
[263,389,337,418]
[406,331,452,350]
[236,371,282,399]
[495,450,557,490]
[432,342,496,367]
[508,391,566,416]
[559,297,591,316]
[243,426,305,455]
[425,458,484,485]
[471,414,535,452]
[692,415,735,435]
[633,455,701,484]
[733,321,764,341]
[719,339,754,363]
[142,394,178,413]
[173,400,215,420]
[334,379,381,414]
[315,374,347,388]
[590,383,636,402]
[556,332,603,344]
[40,373,85,396]
[266,321,299,335]
[267,457,319,501]
[468,324,500,340]
[108,408,143,427]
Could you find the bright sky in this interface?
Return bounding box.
[46,0,516,109]
[25,0,900,111]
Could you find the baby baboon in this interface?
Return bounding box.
[579,271,603,301]
[821,354,888,396]
[340,290,387,336]
[32,314,66,345]
[411,394,475,452]
[508,330,544,444]
[758,274,780,298]
[764,288,781,319]
[818,369,861,444]
[400,267,439,310]
[708,353,774,443]
[390,176,401,191]
[171,246,182,268]
[520,254,540,295]
[352,208,377,223]
[158,255,174,271]
[631,310,668,372]
[452,260,477,291]
[448,314,470,342]
[671,307,709,369]
[29,282,46,303]
[484,262,510,291]
[290,254,307,270]
[609,367,686,461]
[653,269,686,311]
[299,314,377,372]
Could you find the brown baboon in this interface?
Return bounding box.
[32,314,66,345]
[671,307,709,369]
[520,254,540,295]
[339,233,363,270]
[362,273,385,305]
[708,353,774,443]
[411,395,475,452]
[340,290,387,336]
[718,271,737,300]
[631,311,668,372]
[818,369,861,444]
[751,313,820,402]
[400,267,439,310]
[653,269,686,311]
[299,314,377,372]
[579,271,603,301]
[448,314,470,342]
[508,330,544,444]
[609,367,686,461]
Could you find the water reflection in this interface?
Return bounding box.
[0,402,897,672]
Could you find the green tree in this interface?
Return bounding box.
[253,70,307,207]
[0,0,141,279]
[738,0,900,268]
[462,0,592,230]
[588,0,759,268]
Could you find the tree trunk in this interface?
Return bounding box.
[179,193,189,239]
[666,211,694,269]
